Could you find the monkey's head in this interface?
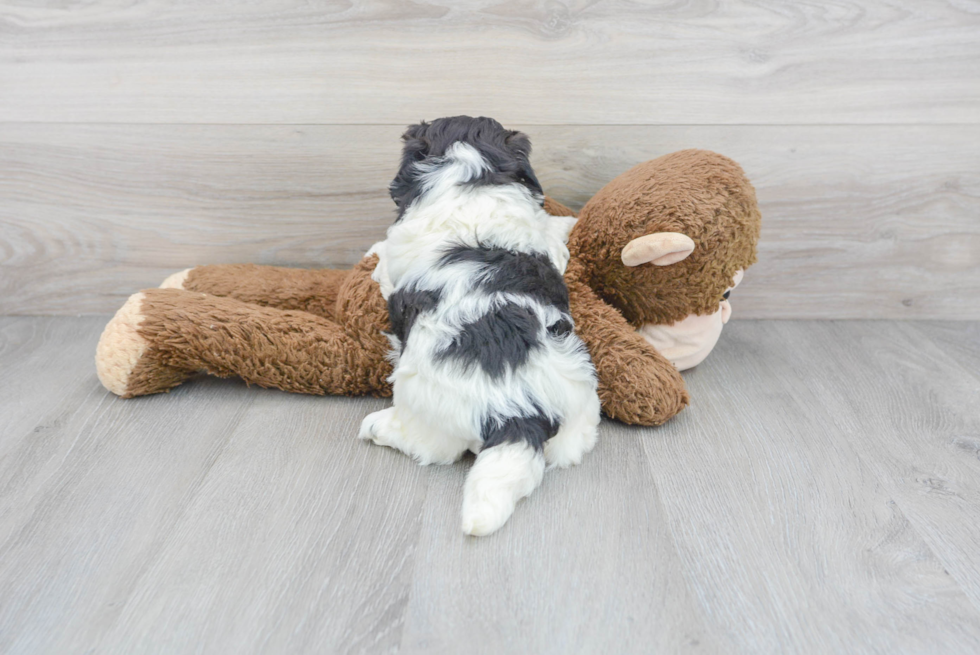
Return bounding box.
[568,149,761,369]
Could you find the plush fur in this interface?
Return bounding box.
[571,150,761,326]
[95,149,761,427]
[358,117,600,536]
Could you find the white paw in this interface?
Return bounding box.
[358,409,387,442]
[544,428,598,469]
[544,446,582,469]
[359,407,405,450]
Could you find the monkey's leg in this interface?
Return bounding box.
[160,263,356,321]
[96,287,392,398]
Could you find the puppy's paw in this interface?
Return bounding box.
[358,407,400,446]
[543,445,583,469]
[544,428,597,469]
[358,410,384,442]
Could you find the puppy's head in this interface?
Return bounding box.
[389,116,543,220]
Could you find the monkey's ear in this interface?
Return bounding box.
[621,232,696,267]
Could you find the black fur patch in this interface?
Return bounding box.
[389,115,544,220]
[387,287,441,350]
[547,318,574,337]
[438,244,570,312]
[437,303,541,379]
[481,412,560,452]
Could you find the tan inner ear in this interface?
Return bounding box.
[621,232,696,267]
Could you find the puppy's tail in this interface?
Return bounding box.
[461,415,553,537]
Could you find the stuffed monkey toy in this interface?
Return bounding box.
[96,149,760,426]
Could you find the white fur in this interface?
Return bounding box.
[366,241,394,300]
[384,143,576,286]
[359,142,600,536]
[544,389,602,469]
[462,442,544,536]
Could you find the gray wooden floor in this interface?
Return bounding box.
[2,317,979,654]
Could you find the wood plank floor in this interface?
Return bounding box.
[3,124,978,319]
[3,0,979,124]
[1,317,979,654]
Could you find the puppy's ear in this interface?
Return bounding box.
[401,121,430,163]
[504,130,543,199]
[517,164,543,199]
[390,121,431,215]
[504,130,532,158]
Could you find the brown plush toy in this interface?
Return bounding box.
[96,149,760,425]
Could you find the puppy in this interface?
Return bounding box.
[359,116,600,536]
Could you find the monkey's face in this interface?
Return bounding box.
[567,152,760,369]
[636,269,743,370]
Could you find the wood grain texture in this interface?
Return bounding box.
[398,428,719,654]
[0,316,106,445]
[1,0,978,124]
[2,123,977,318]
[0,123,401,315]
[96,394,424,655]
[914,321,980,375]
[727,320,980,615]
[3,317,980,653]
[0,380,252,654]
[641,321,980,652]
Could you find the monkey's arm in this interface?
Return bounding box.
[566,259,689,425]
[543,196,577,218]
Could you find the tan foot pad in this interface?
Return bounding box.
[160,268,192,289]
[96,292,148,396]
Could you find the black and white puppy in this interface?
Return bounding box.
[359,116,600,536]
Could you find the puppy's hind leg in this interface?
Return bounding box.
[461,416,552,536]
[359,406,469,465]
[544,391,601,469]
